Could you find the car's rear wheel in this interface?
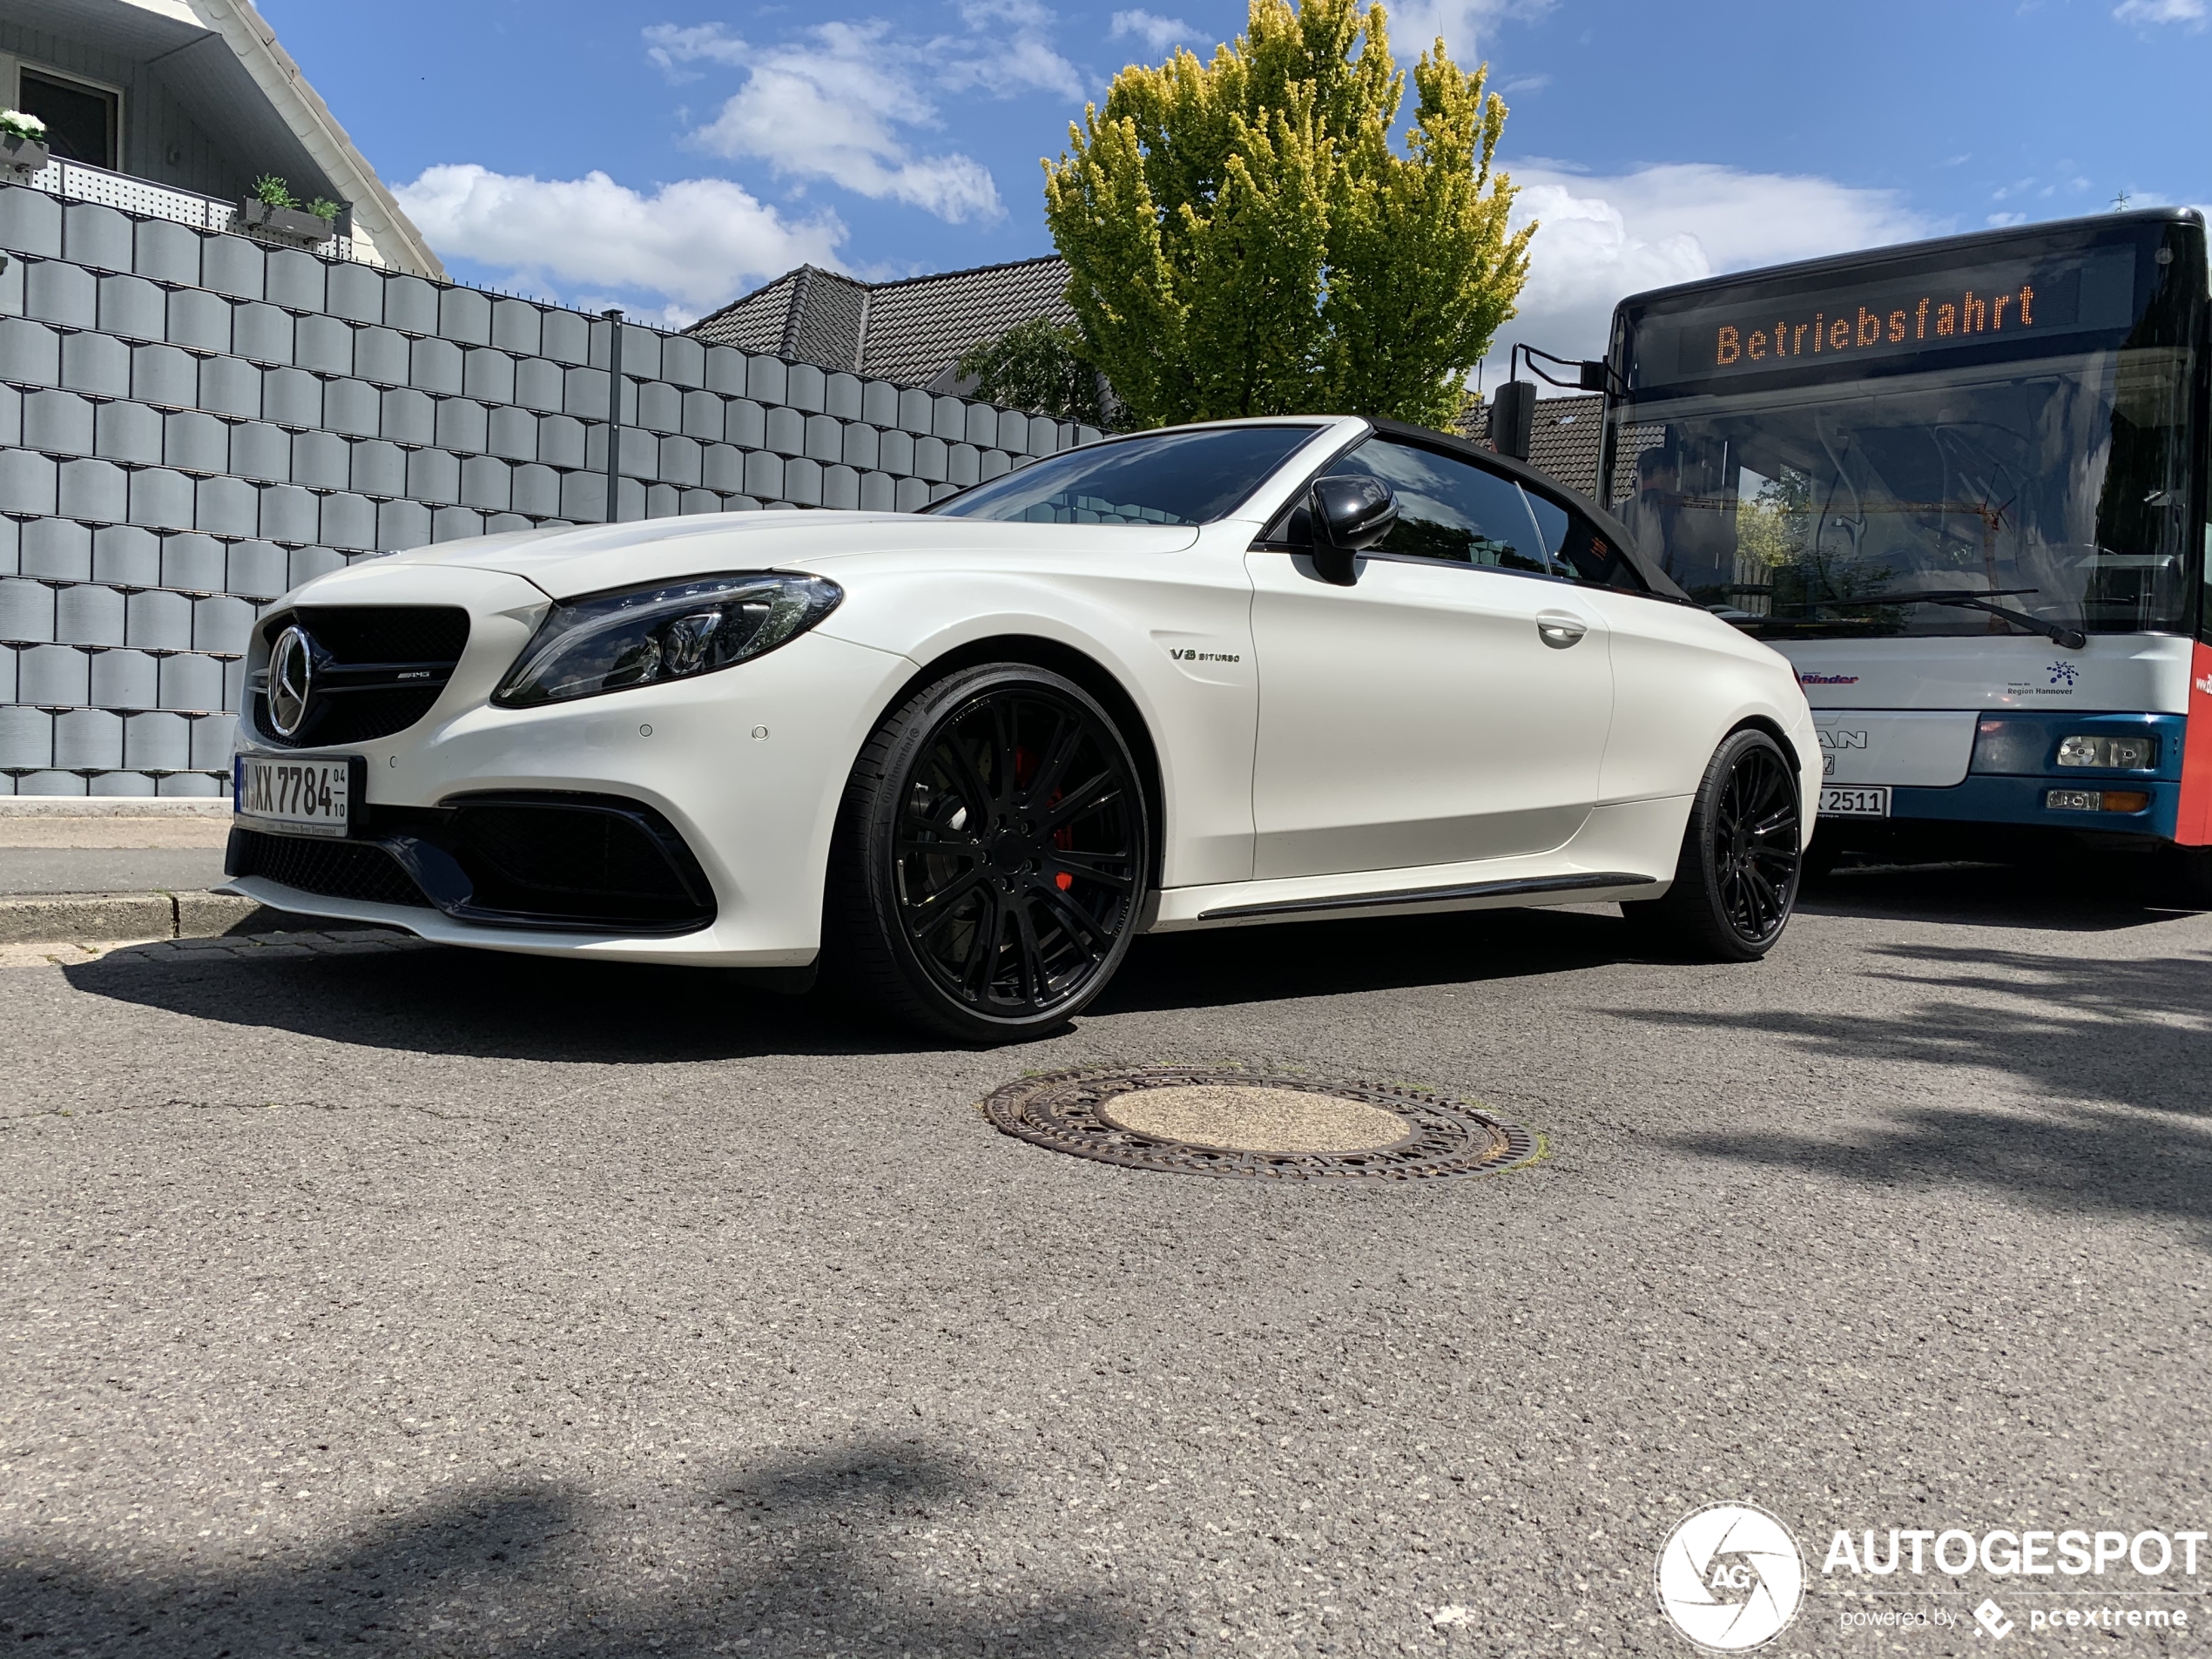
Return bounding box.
[827,664,1150,1042]
[1622,726,1804,961]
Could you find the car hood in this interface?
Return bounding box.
[382,511,1203,601]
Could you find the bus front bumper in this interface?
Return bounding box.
[1827,711,2188,844]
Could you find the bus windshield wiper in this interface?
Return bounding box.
[1809,589,2087,651]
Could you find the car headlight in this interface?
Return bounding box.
[493,572,842,708]
[2056,733,2155,769]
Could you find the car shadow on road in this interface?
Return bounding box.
[64,942,912,1064]
[1797,859,2206,932]
[1096,904,1635,1014]
[0,1440,1146,1658]
[64,905,1643,1059]
[1625,941,2212,1238]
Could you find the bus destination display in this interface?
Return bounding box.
[1629,244,2138,393]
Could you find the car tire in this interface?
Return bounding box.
[826,663,1151,1042]
[1622,726,1804,962]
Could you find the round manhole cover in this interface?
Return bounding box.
[980,1067,1541,1181]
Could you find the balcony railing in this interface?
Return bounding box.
[16,155,381,266]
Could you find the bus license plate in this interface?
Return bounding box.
[234,754,353,839]
[1819,786,1889,818]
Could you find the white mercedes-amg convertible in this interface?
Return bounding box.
[226,415,1817,1039]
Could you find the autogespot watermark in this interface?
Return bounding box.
[1654,1508,2206,1650]
[1656,1503,1806,1651]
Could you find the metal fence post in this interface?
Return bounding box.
[603,307,624,523]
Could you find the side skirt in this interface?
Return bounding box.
[1196,871,1658,922]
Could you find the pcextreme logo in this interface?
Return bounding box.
[1655,1503,1805,1651]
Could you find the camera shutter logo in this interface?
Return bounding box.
[1655,1502,1804,1651]
[267,625,316,738]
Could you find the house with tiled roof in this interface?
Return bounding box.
[691,253,1615,502]
[686,255,1073,393]
[1459,391,1605,500]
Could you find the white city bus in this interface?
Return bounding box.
[1597,208,2209,887]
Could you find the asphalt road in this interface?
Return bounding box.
[2,864,2208,1658]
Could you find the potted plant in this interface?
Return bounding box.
[238,174,341,242]
[0,110,49,176]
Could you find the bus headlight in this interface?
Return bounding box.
[2056,733,2155,769]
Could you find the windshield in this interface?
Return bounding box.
[927,424,1323,525]
[1605,219,2203,639]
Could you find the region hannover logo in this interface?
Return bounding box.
[1656,1502,1805,1651]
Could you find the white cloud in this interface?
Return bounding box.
[1484,162,1934,368]
[646,10,1078,225]
[1987,211,2028,227]
[393,164,846,316]
[685,21,1003,222]
[1387,0,1553,60]
[1110,9,1197,52]
[642,21,748,78]
[2114,0,2205,24]
[943,0,1086,99]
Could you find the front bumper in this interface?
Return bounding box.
[226,563,917,965]
[1841,711,2183,843]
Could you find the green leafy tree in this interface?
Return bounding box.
[1042,0,1532,429]
[954,317,1114,428]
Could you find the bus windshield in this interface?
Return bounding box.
[1604,217,2203,640]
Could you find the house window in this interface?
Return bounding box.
[19,68,119,170]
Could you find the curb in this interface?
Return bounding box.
[0,890,306,945]
[0,799,233,818]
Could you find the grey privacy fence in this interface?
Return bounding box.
[0,181,1100,795]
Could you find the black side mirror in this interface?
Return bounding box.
[1308,475,1397,585]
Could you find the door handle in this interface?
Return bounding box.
[1536,613,1588,650]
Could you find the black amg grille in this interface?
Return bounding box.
[226,828,432,908]
[251,604,471,750]
[292,606,469,664]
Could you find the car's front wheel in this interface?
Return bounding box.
[1622,726,1804,961]
[827,664,1150,1042]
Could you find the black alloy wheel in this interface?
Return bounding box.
[1622,726,1804,961]
[829,664,1150,1041]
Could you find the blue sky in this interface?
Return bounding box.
[264,0,2211,368]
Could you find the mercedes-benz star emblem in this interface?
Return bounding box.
[267,625,316,738]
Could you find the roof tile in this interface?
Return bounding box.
[689,256,1073,390]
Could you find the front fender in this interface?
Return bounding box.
[806,547,1263,887]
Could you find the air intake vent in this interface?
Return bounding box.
[445,794,715,931]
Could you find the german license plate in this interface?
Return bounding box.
[1819,786,1890,818]
[234,753,354,839]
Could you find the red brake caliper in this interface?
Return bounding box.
[1015,744,1076,890]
